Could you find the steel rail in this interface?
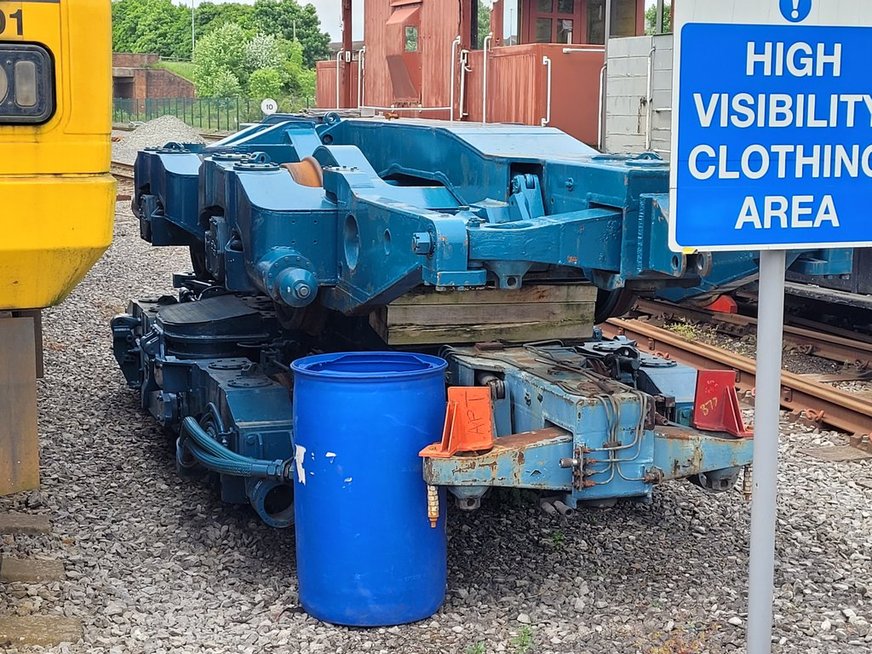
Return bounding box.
[110,161,134,181]
[635,299,872,369]
[602,317,872,437]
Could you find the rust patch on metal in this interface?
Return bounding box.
[490,427,570,450]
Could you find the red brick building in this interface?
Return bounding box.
[112,53,195,102]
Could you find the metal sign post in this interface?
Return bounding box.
[670,2,872,653]
[747,248,785,653]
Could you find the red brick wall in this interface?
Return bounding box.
[112,52,195,99]
[145,70,194,99]
[112,53,160,67]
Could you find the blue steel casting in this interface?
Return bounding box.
[112,114,850,529]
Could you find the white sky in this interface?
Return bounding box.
[178,1,661,42]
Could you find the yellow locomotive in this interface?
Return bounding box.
[0,0,114,310]
[1,0,113,495]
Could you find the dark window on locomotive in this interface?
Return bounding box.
[0,43,55,124]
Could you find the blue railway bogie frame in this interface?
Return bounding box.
[114,115,851,527]
[425,344,752,511]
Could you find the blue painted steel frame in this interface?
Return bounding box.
[424,346,753,508]
[116,114,848,526]
[132,116,851,318]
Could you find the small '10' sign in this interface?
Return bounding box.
[260,98,278,115]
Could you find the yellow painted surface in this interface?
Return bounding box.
[0,175,115,309]
[0,0,114,308]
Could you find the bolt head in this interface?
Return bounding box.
[295,283,311,299]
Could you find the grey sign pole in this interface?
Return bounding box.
[746,248,786,654]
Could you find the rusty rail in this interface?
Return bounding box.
[635,299,872,369]
[110,161,134,182]
[602,317,872,437]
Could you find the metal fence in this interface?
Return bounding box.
[113,96,313,132]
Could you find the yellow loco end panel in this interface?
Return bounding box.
[0,0,114,309]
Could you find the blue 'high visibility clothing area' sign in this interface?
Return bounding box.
[670,2,872,251]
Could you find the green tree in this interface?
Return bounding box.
[477,1,492,48]
[192,23,248,97]
[112,0,192,59]
[248,68,285,99]
[645,2,672,35]
[194,1,255,36]
[276,39,316,97]
[208,68,243,98]
[251,0,331,67]
[245,33,286,71]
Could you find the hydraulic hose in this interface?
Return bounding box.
[179,416,292,481]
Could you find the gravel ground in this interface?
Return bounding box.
[112,116,205,165]
[1,204,871,654]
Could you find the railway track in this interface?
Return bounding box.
[111,162,134,202]
[601,316,872,446]
[634,299,872,369]
[111,161,135,182]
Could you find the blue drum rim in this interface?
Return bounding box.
[291,351,447,380]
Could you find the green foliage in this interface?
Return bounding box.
[204,68,243,99]
[113,0,327,100]
[155,60,195,81]
[645,2,672,35]
[112,0,192,59]
[248,68,284,99]
[245,33,285,71]
[477,1,493,48]
[511,626,534,654]
[404,26,419,52]
[192,23,247,97]
[277,39,316,97]
[466,643,487,654]
[192,21,314,99]
[194,1,255,36]
[251,0,331,67]
[667,320,700,340]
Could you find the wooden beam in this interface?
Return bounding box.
[0,317,39,496]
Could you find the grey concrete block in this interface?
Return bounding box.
[0,512,50,535]
[1,557,65,583]
[0,616,81,647]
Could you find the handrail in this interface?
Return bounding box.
[358,105,453,113]
[458,49,472,119]
[561,46,605,53]
[482,32,492,123]
[335,50,344,109]
[540,55,552,127]
[597,63,607,149]
[357,46,366,109]
[645,45,656,151]
[449,35,461,121]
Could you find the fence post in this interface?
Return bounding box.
[236,97,240,131]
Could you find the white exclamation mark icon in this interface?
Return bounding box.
[791,0,800,19]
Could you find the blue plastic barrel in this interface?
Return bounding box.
[291,351,448,626]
